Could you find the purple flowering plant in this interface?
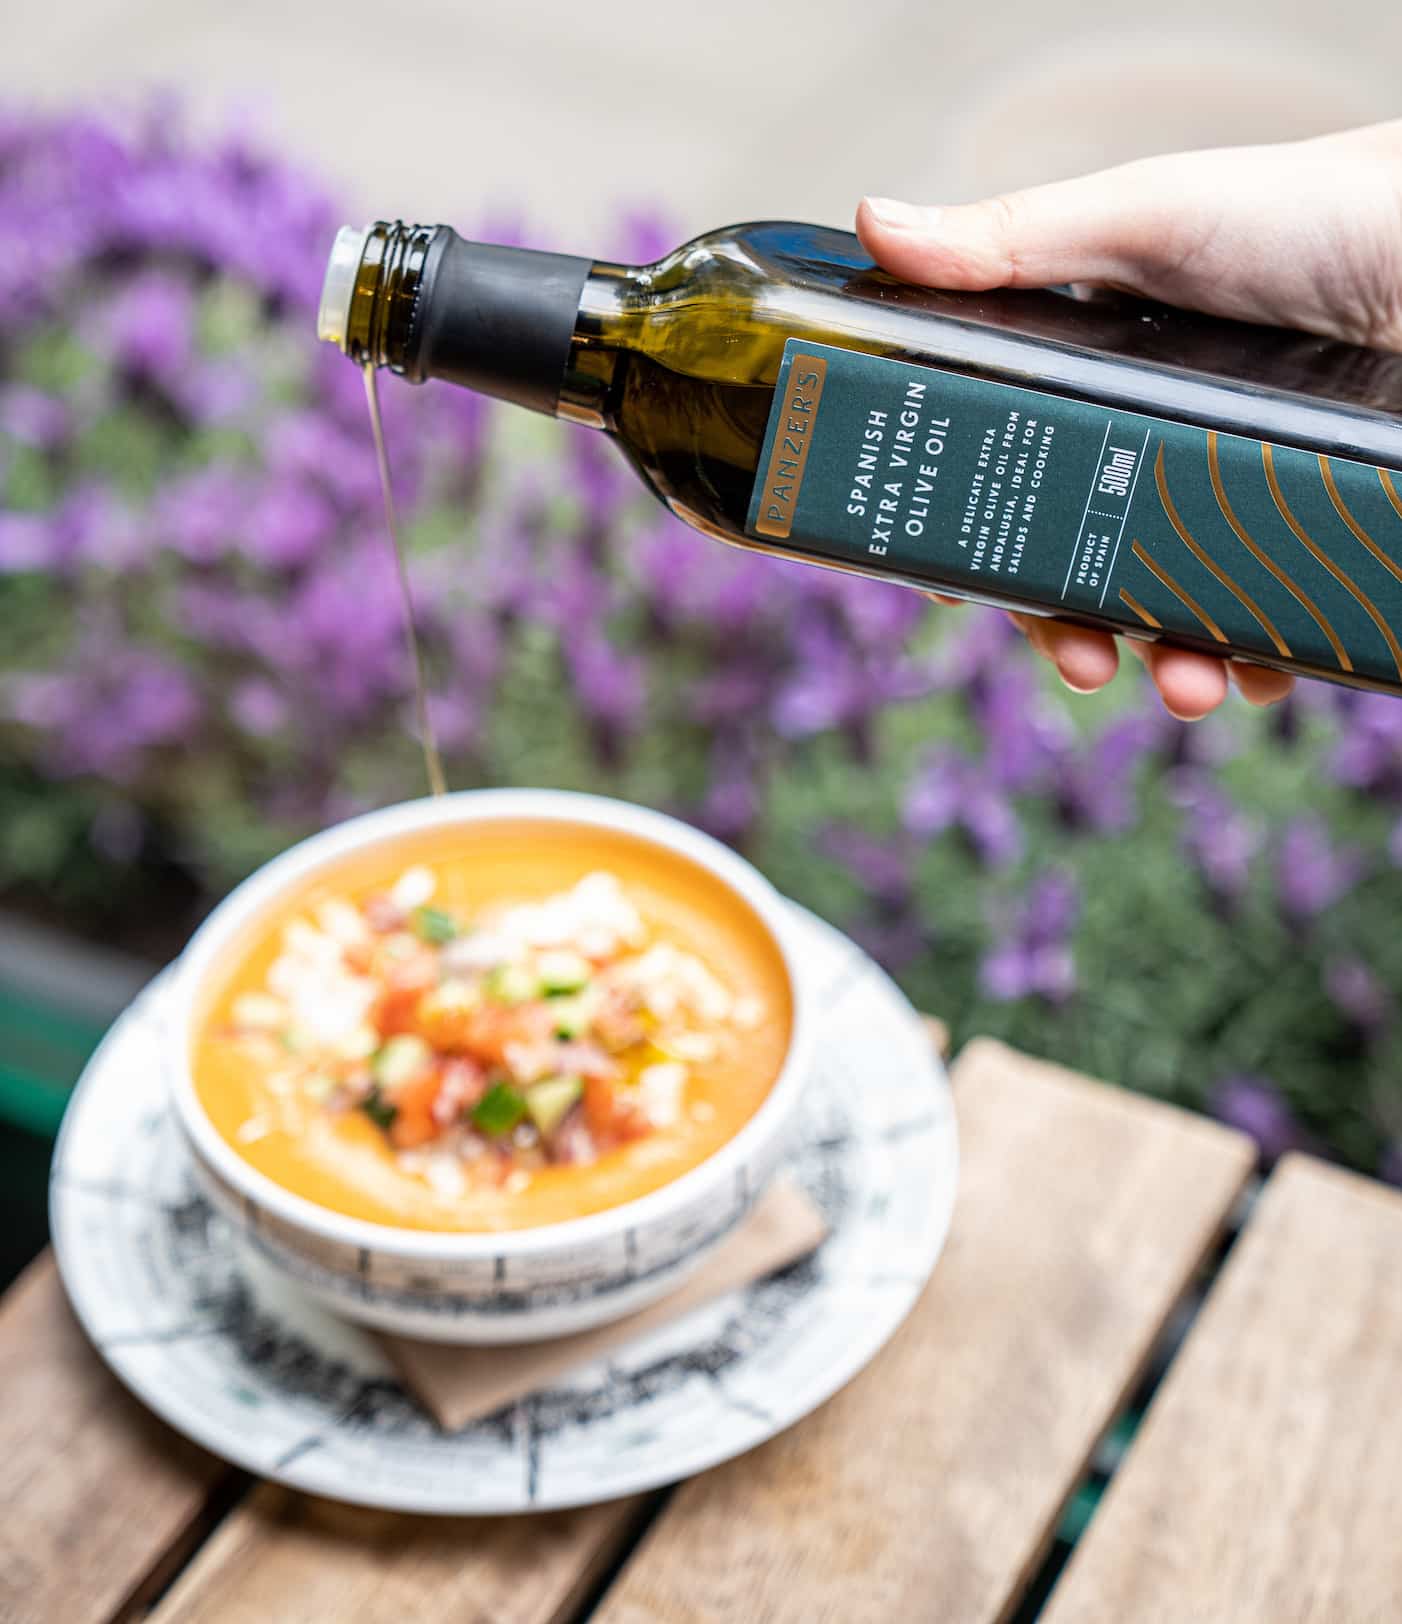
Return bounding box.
[2,104,1401,1180]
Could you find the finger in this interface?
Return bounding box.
[1141,644,1230,720]
[1230,661,1295,707]
[1009,613,1119,692]
[920,591,965,607]
[856,164,1171,291]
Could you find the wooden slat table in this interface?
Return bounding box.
[3,1036,1399,1623]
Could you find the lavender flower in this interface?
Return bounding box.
[816,825,912,910]
[1210,1075,1313,1165]
[564,629,647,736]
[904,747,1023,867]
[1323,956,1388,1035]
[1058,711,1167,832]
[1173,771,1261,905]
[0,385,70,450]
[1276,818,1363,922]
[695,733,762,845]
[104,271,194,388]
[980,871,1079,1003]
[1329,691,1402,791]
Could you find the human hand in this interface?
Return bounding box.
[857,120,1402,718]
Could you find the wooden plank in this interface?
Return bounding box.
[150,1483,651,1624]
[594,1038,1254,1624]
[1042,1155,1402,1623]
[0,1253,227,1624]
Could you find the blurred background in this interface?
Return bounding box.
[4,1,1402,1284]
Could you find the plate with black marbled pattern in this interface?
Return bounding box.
[49,904,957,1515]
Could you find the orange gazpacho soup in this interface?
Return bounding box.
[192,821,793,1232]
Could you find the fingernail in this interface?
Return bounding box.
[1056,662,1099,695]
[863,196,934,232]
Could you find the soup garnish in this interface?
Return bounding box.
[219,866,762,1200]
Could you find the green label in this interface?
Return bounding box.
[746,339,1402,685]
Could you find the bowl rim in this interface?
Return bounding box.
[167,788,814,1260]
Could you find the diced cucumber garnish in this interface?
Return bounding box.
[486,963,539,1005]
[412,905,458,945]
[525,1074,584,1135]
[472,1081,529,1136]
[361,1084,398,1130]
[537,949,592,997]
[550,994,593,1040]
[371,1034,433,1089]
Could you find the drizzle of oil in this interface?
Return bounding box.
[362,362,447,798]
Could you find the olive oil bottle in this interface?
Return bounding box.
[319,220,1402,696]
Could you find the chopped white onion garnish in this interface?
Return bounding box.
[638,1061,687,1127]
[390,865,436,911]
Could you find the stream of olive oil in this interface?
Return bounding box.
[363,363,447,798]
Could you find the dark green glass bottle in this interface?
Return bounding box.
[320,220,1402,695]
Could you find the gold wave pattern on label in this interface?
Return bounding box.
[1130,541,1227,643]
[1261,444,1402,679]
[1154,445,1289,657]
[1207,433,1350,672]
[1379,468,1402,526]
[1319,457,1402,587]
[1118,589,1162,630]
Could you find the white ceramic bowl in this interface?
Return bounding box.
[167,789,814,1343]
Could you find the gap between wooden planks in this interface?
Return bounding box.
[1041,1155,1402,1623]
[141,1038,1252,1624]
[0,1252,229,1624]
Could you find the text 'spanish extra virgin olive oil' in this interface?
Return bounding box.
[318,221,1402,695]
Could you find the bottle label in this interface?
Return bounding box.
[746,338,1402,685]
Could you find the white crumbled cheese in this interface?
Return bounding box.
[502,1040,558,1086]
[504,1169,532,1195]
[422,1154,467,1200]
[733,995,765,1029]
[316,898,371,947]
[664,1031,719,1064]
[682,958,733,1023]
[231,992,287,1031]
[487,871,646,958]
[236,1116,271,1143]
[266,917,378,1052]
[441,930,513,975]
[337,1023,381,1061]
[390,865,436,911]
[638,1061,687,1127]
[622,943,733,1024]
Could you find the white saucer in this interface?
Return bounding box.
[50,904,957,1515]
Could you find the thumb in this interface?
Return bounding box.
[856,162,1174,291]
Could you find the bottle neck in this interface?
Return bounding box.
[320,223,595,417]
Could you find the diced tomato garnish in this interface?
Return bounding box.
[583,1076,649,1144]
[415,990,481,1052]
[376,951,440,1036]
[389,1067,444,1149]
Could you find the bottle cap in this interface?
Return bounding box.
[318,225,369,349]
